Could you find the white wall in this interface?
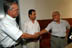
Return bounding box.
[19,0,72,31]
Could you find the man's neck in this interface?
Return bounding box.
[8,13,16,18]
[30,19,35,24]
[56,20,60,24]
[8,14,13,18]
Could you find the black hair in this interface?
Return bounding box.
[28,9,36,15]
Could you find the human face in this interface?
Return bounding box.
[29,11,36,20]
[52,12,60,22]
[8,3,19,18]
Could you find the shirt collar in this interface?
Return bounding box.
[6,14,16,21]
[53,19,62,24]
[29,19,36,23]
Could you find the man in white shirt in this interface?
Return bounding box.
[36,11,70,48]
[0,1,38,48]
[23,9,40,48]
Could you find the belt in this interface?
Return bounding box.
[26,38,40,43]
[5,44,18,48]
[6,45,16,48]
[0,45,16,48]
[52,35,65,39]
[5,45,15,48]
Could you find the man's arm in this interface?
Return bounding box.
[66,29,70,39]
[39,29,48,35]
[65,21,70,39]
[21,33,38,39]
[34,29,48,37]
[20,29,48,39]
[21,29,48,39]
[35,23,52,36]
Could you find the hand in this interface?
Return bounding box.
[35,32,40,36]
[21,33,30,38]
[21,33,39,39]
[31,34,39,39]
[34,32,40,38]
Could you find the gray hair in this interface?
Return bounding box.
[4,1,17,13]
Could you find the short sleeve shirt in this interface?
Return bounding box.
[45,20,70,37]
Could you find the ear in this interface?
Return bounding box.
[29,14,31,17]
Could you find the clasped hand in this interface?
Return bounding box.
[21,32,40,39]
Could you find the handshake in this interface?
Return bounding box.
[21,32,41,39]
[21,29,47,39]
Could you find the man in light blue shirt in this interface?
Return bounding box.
[36,11,70,48]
